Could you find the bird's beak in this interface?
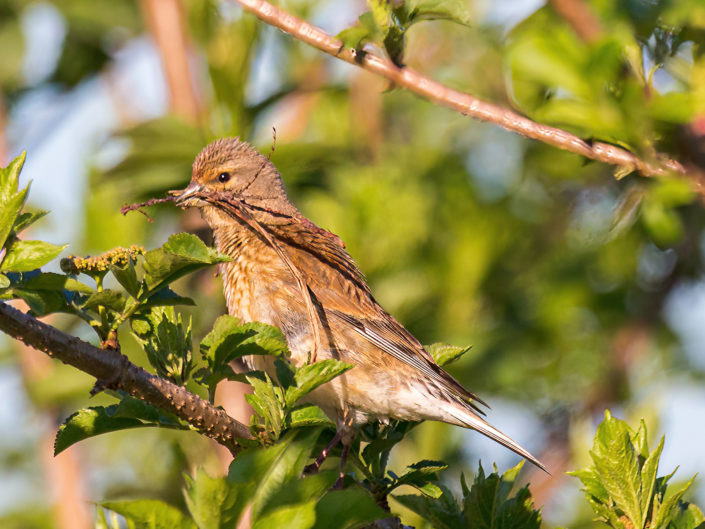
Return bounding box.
[170,183,203,207]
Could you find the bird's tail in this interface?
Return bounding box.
[442,402,548,473]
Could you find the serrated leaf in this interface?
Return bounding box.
[142,233,228,296]
[426,343,472,366]
[640,436,664,524]
[313,488,388,529]
[1,240,67,272]
[653,474,698,529]
[568,467,610,503]
[131,306,193,384]
[201,316,283,369]
[0,152,26,200]
[247,374,285,439]
[403,460,448,475]
[285,359,354,407]
[590,411,644,529]
[54,398,189,455]
[462,461,541,529]
[100,500,196,529]
[388,460,448,495]
[394,483,464,529]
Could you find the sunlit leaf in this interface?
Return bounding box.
[0,240,67,272]
[55,398,189,455]
[142,233,229,295]
[285,359,354,407]
[100,500,196,529]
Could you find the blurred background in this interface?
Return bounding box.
[0,0,704,527]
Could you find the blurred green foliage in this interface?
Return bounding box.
[1,0,705,527]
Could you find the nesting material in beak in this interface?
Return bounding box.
[170,184,203,207]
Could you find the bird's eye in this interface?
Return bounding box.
[217,172,231,183]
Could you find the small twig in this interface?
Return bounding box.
[229,0,690,183]
[120,196,176,221]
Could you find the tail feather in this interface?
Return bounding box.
[444,404,548,474]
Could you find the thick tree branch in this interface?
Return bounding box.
[230,0,687,181]
[0,302,252,454]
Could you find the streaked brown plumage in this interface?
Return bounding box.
[174,137,546,472]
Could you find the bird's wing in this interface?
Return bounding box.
[269,220,487,410]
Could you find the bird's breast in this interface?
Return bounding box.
[213,223,314,359]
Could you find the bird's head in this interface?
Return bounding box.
[171,137,294,215]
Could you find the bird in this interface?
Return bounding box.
[173,137,546,472]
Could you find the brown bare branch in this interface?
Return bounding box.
[230,0,687,181]
[0,302,252,455]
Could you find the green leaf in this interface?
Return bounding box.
[669,502,705,529]
[83,289,127,312]
[183,468,242,529]
[568,467,610,504]
[140,287,195,309]
[200,316,285,368]
[640,436,664,524]
[426,343,472,366]
[313,488,388,529]
[131,306,193,384]
[653,475,698,529]
[462,462,541,529]
[253,501,316,529]
[247,373,285,439]
[54,398,189,455]
[9,287,74,316]
[406,0,472,26]
[228,428,324,519]
[0,152,28,250]
[337,25,372,49]
[198,316,288,398]
[260,470,338,515]
[142,233,229,296]
[590,411,644,529]
[100,500,196,529]
[12,209,48,234]
[0,240,67,272]
[110,259,141,298]
[0,273,8,289]
[394,483,464,529]
[388,460,448,496]
[285,359,354,407]
[288,404,336,428]
[20,272,93,294]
